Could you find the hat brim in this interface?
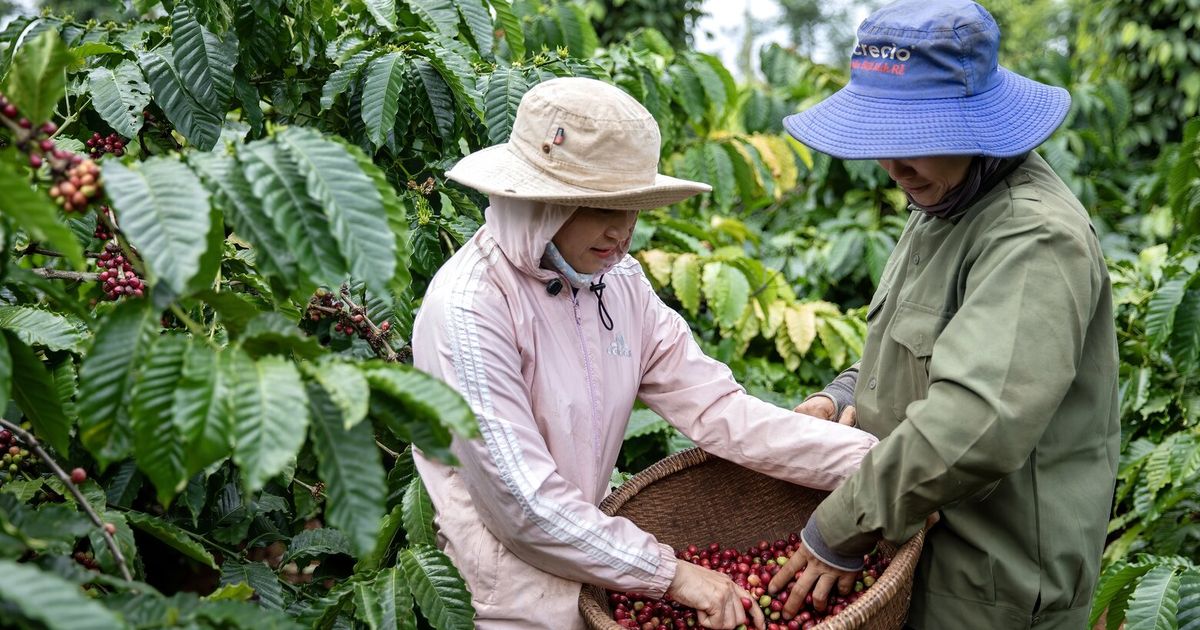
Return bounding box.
[782,68,1070,160]
[445,144,712,211]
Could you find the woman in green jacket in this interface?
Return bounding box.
[769,1,1120,628]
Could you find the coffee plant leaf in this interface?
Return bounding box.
[399,545,475,630]
[176,344,234,476]
[0,559,126,629]
[125,511,217,569]
[136,46,223,151]
[204,582,255,601]
[1125,564,1181,630]
[303,359,369,430]
[411,58,457,147]
[239,138,349,289]
[1168,288,1200,373]
[282,527,353,564]
[0,156,85,270]
[0,305,87,353]
[670,253,702,316]
[456,0,494,60]
[354,578,385,628]
[686,53,732,124]
[374,566,418,630]
[88,511,138,576]
[826,317,864,360]
[0,494,91,553]
[1,29,70,126]
[77,299,157,468]
[194,599,305,629]
[229,350,310,493]
[361,52,408,149]
[490,0,525,60]
[815,318,848,369]
[87,60,150,139]
[5,331,70,455]
[308,383,387,558]
[1177,571,1200,630]
[277,127,396,297]
[321,49,382,111]
[553,2,598,58]
[420,40,483,119]
[189,151,301,287]
[400,0,458,38]
[483,64,528,144]
[701,261,749,329]
[355,504,404,573]
[401,475,435,547]
[368,392,454,463]
[344,138,413,298]
[171,2,237,111]
[220,560,285,610]
[385,446,416,509]
[624,408,669,440]
[1146,275,1189,349]
[131,335,190,505]
[103,157,213,296]
[365,364,477,439]
[239,312,325,360]
[193,289,266,339]
[1092,562,1154,625]
[365,0,398,31]
[667,61,706,126]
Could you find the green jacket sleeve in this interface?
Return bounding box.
[812,210,1102,555]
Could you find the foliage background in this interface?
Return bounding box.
[0,0,1196,628]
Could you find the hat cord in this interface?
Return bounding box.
[589,276,614,331]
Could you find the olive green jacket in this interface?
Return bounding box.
[812,153,1120,629]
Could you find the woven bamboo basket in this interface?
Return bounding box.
[580,448,926,630]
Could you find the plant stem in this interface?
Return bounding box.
[375,439,400,459]
[292,477,327,499]
[170,304,220,349]
[32,268,99,282]
[21,245,101,259]
[0,418,133,582]
[336,286,400,362]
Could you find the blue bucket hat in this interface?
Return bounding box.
[782,0,1070,160]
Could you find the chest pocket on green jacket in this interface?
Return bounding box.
[885,302,947,420]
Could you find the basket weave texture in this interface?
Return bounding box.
[579,448,926,630]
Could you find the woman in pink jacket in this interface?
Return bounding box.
[412,77,878,630]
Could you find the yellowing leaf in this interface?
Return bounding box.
[785,303,818,356]
[671,253,702,316]
[638,250,675,288]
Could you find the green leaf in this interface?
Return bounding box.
[365,364,478,439]
[229,350,310,493]
[195,599,305,629]
[346,140,413,299]
[220,560,284,610]
[190,151,300,287]
[0,305,86,353]
[1,29,71,125]
[361,52,408,149]
[131,335,190,505]
[1169,288,1200,374]
[401,0,458,37]
[172,2,237,110]
[553,3,597,58]
[0,334,10,415]
[77,299,157,468]
[374,566,417,630]
[399,545,475,630]
[126,511,217,569]
[816,319,848,368]
[1146,276,1189,349]
[0,153,86,270]
[88,511,138,575]
[412,59,456,146]
[239,139,348,289]
[354,579,385,628]
[420,42,483,119]
[88,60,151,138]
[176,345,233,476]
[282,527,352,564]
[303,360,369,429]
[402,476,436,547]
[5,331,70,455]
[490,0,525,60]
[1126,565,1181,630]
[702,262,750,329]
[138,45,224,151]
[0,559,126,629]
[239,313,325,359]
[456,0,494,59]
[624,408,669,439]
[671,253,702,316]
[1177,572,1200,630]
[355,504,403,573]
[483,65,527,144]
[321,50,381,111]
[277,127,396,297]
[308,383,386,558]
[364,0,398,31]
[104,157,213,295]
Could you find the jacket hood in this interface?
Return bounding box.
[484,197,631,283]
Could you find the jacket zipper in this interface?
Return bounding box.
[570,292,604,467]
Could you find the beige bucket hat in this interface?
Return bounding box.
[445,77,711,210]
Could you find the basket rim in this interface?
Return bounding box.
[582,448,927,630]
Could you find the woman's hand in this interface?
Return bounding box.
[667,561,765,629]
[766,544,858,619]
[793,395,857,426]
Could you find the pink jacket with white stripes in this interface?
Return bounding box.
[412,199,878,629]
